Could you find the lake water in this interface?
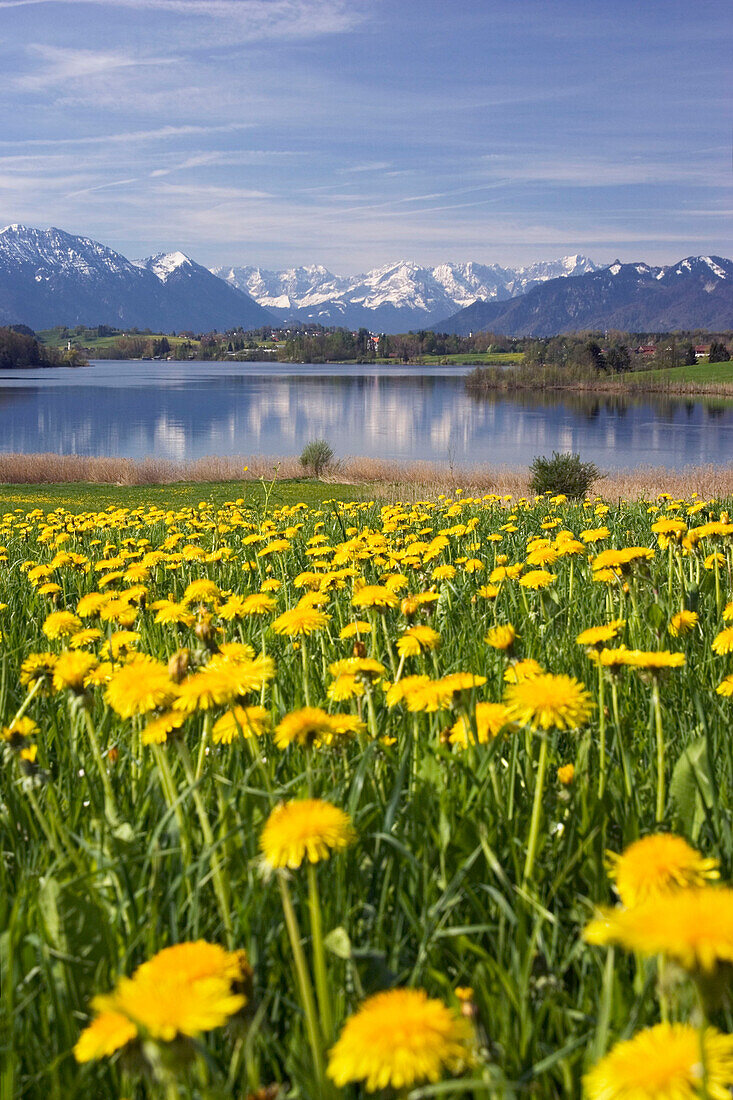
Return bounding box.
[0,359,731,469]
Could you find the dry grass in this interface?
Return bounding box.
[0,452,731,502]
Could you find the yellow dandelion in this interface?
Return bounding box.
[449,702,511,748]
[339,620,372,639]
[42,610,82,639]
[272,605,331,637]
[260,799,354,869]
[485,623,516,650]
[141,710,187,746]
[607,833,719,908]
[712,627,733,655]
[504,673,593,731]
[669,610,699,637]
[212,705,271,744]
[352,585,399,610]
[504,658,543,683]
[716,675,733,696]
[584,1023,733,1100]
[327,987,472,1093]
[557,763,575,785]
[20,651,58,692]
[396,625,442,658]
[519,569,556,590]
[52,650,98,694]
[73,1010,138,1064]
[274,706,336,749]
[576,620,625,647]
[182,579,221,605]
[584,886,733,972]
[105,656,178,718]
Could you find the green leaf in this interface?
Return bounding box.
[647,603,665,631]
[669,737,713,839]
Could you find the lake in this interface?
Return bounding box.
[0,359,731,469]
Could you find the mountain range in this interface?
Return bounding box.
[0,225,729,336]
[213,255,598,331]
[433,257,733,336]
[0,225,273,332]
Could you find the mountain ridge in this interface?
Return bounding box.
[431,256,733,336]
[0,226,274,331]
[213,255,598,331]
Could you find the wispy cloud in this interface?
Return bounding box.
[0,0,366,41]
[0,123,254,147]
[17,44,177,90]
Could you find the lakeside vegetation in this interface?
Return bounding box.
[4,485,733,1098]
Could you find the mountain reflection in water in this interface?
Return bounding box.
[0,360,730,469]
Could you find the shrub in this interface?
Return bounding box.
[529,451,599,499]
[299,438,334,478]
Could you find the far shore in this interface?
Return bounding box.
[0,452,732,503]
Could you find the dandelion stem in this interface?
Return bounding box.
[81,705,118,822]
[277,873,327,1091]
[523,734,548,885]
[307,862,333,1042]
[651,679,666,822]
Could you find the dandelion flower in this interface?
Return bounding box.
[584,886,733,972]
[607,834,719,908]
[260,799,354,869]
[212,705,271,744]
[449,702,511,748]
[52,650,98,694]
[327,988,472,1093]
[712,627,733,655]
[272,605,330,637]
[584,1023,733,1100]
[504,658,543,683]
[504,673,593,732]
[396,625,441,657]
[669,610,699,637]
[274,706,337,749]
[352,585,399,611]
[42,610,81,639]
[519,569,556,590]
[485,624,516,650]
[576,620,625,647]
[106,656,178,718]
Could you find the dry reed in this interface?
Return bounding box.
[0,452,731,501]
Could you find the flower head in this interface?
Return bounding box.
[584,886,733,972]
[584,1023,733,1100]
[260,799,354,869]
[607,834,719,908]
[327,988,472,1093]
[105,656,177,718]
[504,673,593,731]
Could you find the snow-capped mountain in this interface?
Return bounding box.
[434,256,733,336]
[0,226,275,331]
[213,256,598,332]
[133,250,273,330]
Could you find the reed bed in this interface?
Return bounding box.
[1,451,733,502]
[3,488,733,1098]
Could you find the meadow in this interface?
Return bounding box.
[2,486,733,1099]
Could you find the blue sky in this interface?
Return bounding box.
[0,0,730,271]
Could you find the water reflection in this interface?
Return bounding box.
[0,360,730,469]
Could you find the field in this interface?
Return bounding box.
[631,359,733,386]
[2,487,733,1098]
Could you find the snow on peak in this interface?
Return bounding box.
[137,251,194,282]
[609,262,622,275]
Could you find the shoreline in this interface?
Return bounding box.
[0,452,732,501]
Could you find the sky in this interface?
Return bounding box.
[0,0,730,272]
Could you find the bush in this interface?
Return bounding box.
[529,451,599,499]
[299,438,334,477]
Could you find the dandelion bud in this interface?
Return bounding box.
[168,649,190,683]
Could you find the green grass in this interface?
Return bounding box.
[630,358,733,385]
[3,490,733,1098]
[0,478,368,513]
